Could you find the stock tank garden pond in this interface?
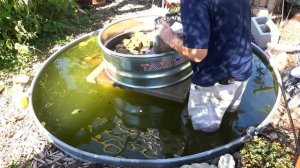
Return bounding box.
[29,28,282,167]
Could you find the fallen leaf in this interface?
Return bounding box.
[21,96,28,108]
[41,122,46,127]
[80,55,101,68]
[84,56,92,61]
[79,41,88,47]
[71,108,86,115]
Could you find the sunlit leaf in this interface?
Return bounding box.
[71,108,86,115]
[21,96,28,108]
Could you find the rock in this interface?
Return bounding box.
[233,152,242,160]
[191,163,210,168]
[233,152,241,160]
[13,74,30,85]
[211,157,220,165]
[0,81,4,93]
[218,154,235,168]
[180,163,216,168]
[9,84,24,95]
[12,92,29,109]
[270,132,278,140]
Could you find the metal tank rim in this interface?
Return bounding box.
[28,30,282,168]
[102,65,193,89]
[97,14,177,59]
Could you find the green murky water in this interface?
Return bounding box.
[32,36,277,159]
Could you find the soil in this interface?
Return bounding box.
[0,1,299,167]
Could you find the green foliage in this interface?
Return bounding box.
[6,160,19,168]
[0,0,77,70]
[6,160,31,168]
[240,136,293,168]
[169,5,180,13]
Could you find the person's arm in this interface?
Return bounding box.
[158,23,208,63]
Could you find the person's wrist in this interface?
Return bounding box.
[168,35,181,48]
[164,33,175,46]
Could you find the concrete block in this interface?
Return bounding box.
[252,7,269,16]
[251,16,280,48]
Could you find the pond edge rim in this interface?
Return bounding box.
[28,30,283,167]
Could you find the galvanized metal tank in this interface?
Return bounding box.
[98,15,192,89]
[28,28,283,167]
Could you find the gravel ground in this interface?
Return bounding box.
[0,1,300,167]
[0,2,166,167]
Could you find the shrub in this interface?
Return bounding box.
[0,0,77,70]
[240,135,293,168]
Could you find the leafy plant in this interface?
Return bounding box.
[6,160,19,168]
[240,136,293,168]
[6,160,32,168]
[169,5,180,13]
[0,0,78,70]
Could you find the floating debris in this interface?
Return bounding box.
[71,108,86,115]
[79,41,88,47]
[41,122,46,127]
[80,55,101,68]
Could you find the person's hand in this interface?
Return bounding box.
[164,0,180,8]
[157,22,176,45]
[265,48,290,72]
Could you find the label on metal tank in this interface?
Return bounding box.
[140,56,186,71]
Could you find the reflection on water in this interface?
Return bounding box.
[114,97,165,129]
[78,117,163,159]
[252,59,274,95]
[32,36,277,159]
[54,57,77,90]
[77,116,188,159]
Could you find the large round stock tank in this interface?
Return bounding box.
[29,30,282,167]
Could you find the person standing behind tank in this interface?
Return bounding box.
[158,0,253,132]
